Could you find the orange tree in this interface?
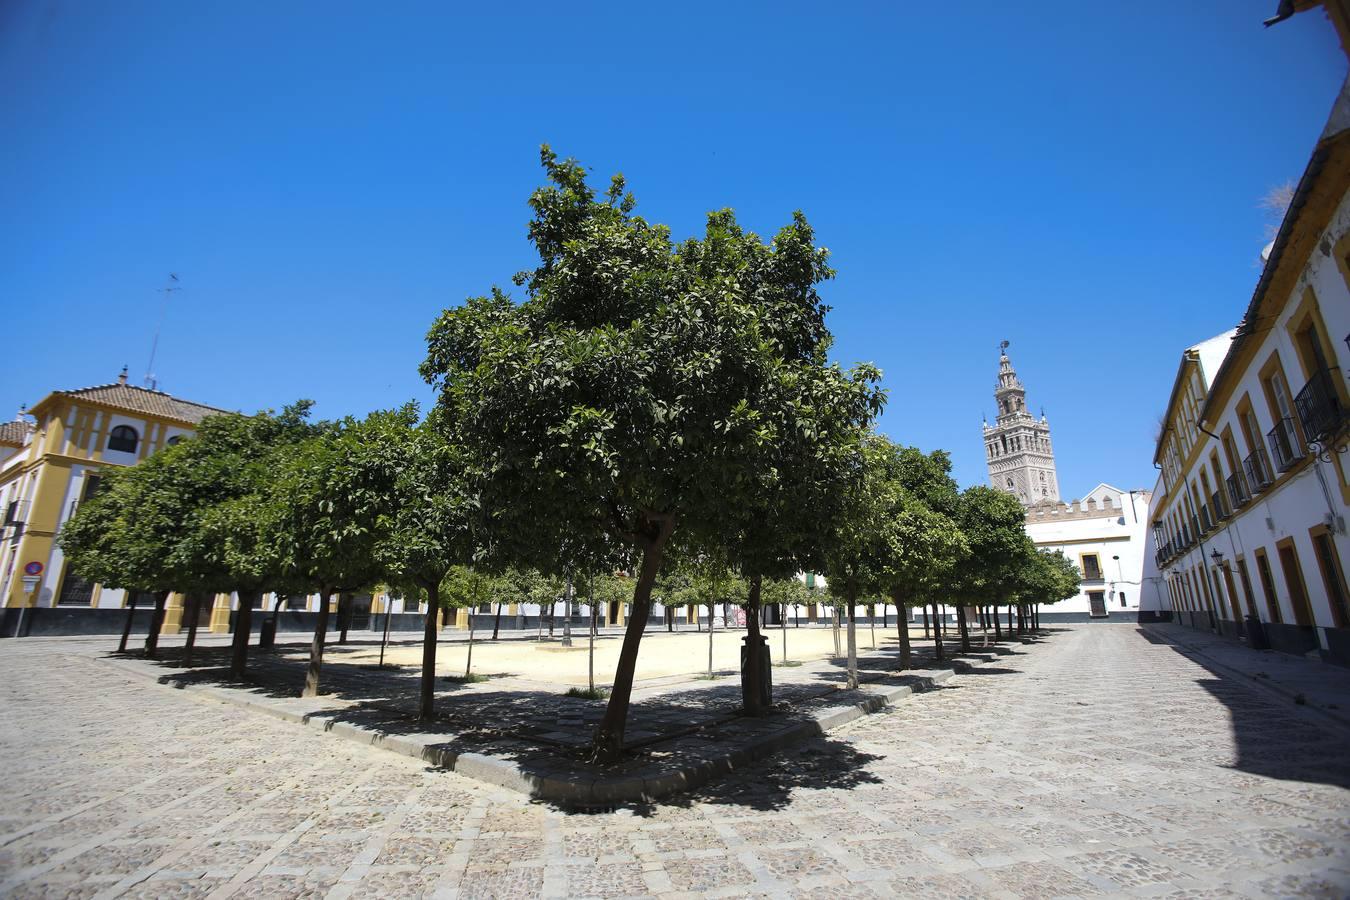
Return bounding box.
[420,147,880,762]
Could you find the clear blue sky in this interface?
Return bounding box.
[2,2,1345,499]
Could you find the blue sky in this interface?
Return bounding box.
[2,1,1345,499]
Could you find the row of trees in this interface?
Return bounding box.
[61,146,1079,763]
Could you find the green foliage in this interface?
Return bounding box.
[360,406,481,593]
[1020,548,1082,606]
[759,576,812,610]
[59,403,319,597]
[949,486,1029,606]
[439,565,502,610]
[269,414,392,595]
[823,434,966,609]
[420,144,883,568]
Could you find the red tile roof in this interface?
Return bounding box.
[44,383,230,426]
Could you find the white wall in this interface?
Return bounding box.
[1149,186,1350,636]
[1027,488,1151,616]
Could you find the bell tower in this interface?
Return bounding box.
[983,341,1060,505]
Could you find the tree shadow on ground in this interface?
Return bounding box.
[106,637,944,812]
[1136,628,1350,791]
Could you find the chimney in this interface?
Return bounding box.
[117,365,128,386]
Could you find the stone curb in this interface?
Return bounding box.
[1140,624,1350,736]
[97,650,978,807]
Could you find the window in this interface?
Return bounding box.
[1310,527,1349,627]
[1254,550,1282,624]
[166,435,183,447]
[1119,592,1127,608]
[107,425,139,453]
[57,568,94,606]
[1081,554,1102,580]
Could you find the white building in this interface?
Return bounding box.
[982,346,1151,620]
[1139,64,1350,665]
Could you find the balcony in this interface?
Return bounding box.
[1189,516,1200,544]
[1295,368,1347,447]
[1267,417,1306,473]
[1211,490,1231,521]
[1244,448,1274,492]
[1226,471,1250,510]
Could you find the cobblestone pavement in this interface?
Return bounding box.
[1,624,1347,898]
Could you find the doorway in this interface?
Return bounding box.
[1088,592,1107,618]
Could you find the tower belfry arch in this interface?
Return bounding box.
[982,342,1060,505]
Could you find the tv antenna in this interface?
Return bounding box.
[145,273,179,390]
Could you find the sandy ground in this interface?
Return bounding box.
[335,622,940,686]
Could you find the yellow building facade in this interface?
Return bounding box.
[0,369,226,621]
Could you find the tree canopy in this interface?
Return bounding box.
[420,146,881,760]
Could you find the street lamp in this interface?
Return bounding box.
[1210,549,1224,566]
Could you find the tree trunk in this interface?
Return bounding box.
[706,602,715,677]
[846,585,859,690]
[1007,604,1013,633]
[302,587,333,697]
[464,609,476,678]
[891,592,912,670]
[931,600,945,663]
[868,604,876,650]
[548,597,556,638]
[957,603,971,653]
[742,574,767,716]
[337,593,351,644]
[666,607,673,632]
[230,592,256,678]
[143,590,170,658]
[184,593,201,666]
[118,592,140,653]
[994,604,1003,639]
[781,602,788,664]
[492,602,503,640]
[562,574,573,647]
[921,604,930,639]
[588,575,597,693]
[419,582,439,722]
[590,518,673,764]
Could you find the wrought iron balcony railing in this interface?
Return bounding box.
[1199,504,1214,533]
[1267,417,1305,473]
[1244,447,1274,492]
[1295,368,1346,449]
[1211,490,1230,521]
[1226,471,1250,510]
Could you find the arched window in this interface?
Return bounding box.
[107,425,139,453]
[165,435,183,447]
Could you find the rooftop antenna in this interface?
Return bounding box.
[144,273,179,391]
